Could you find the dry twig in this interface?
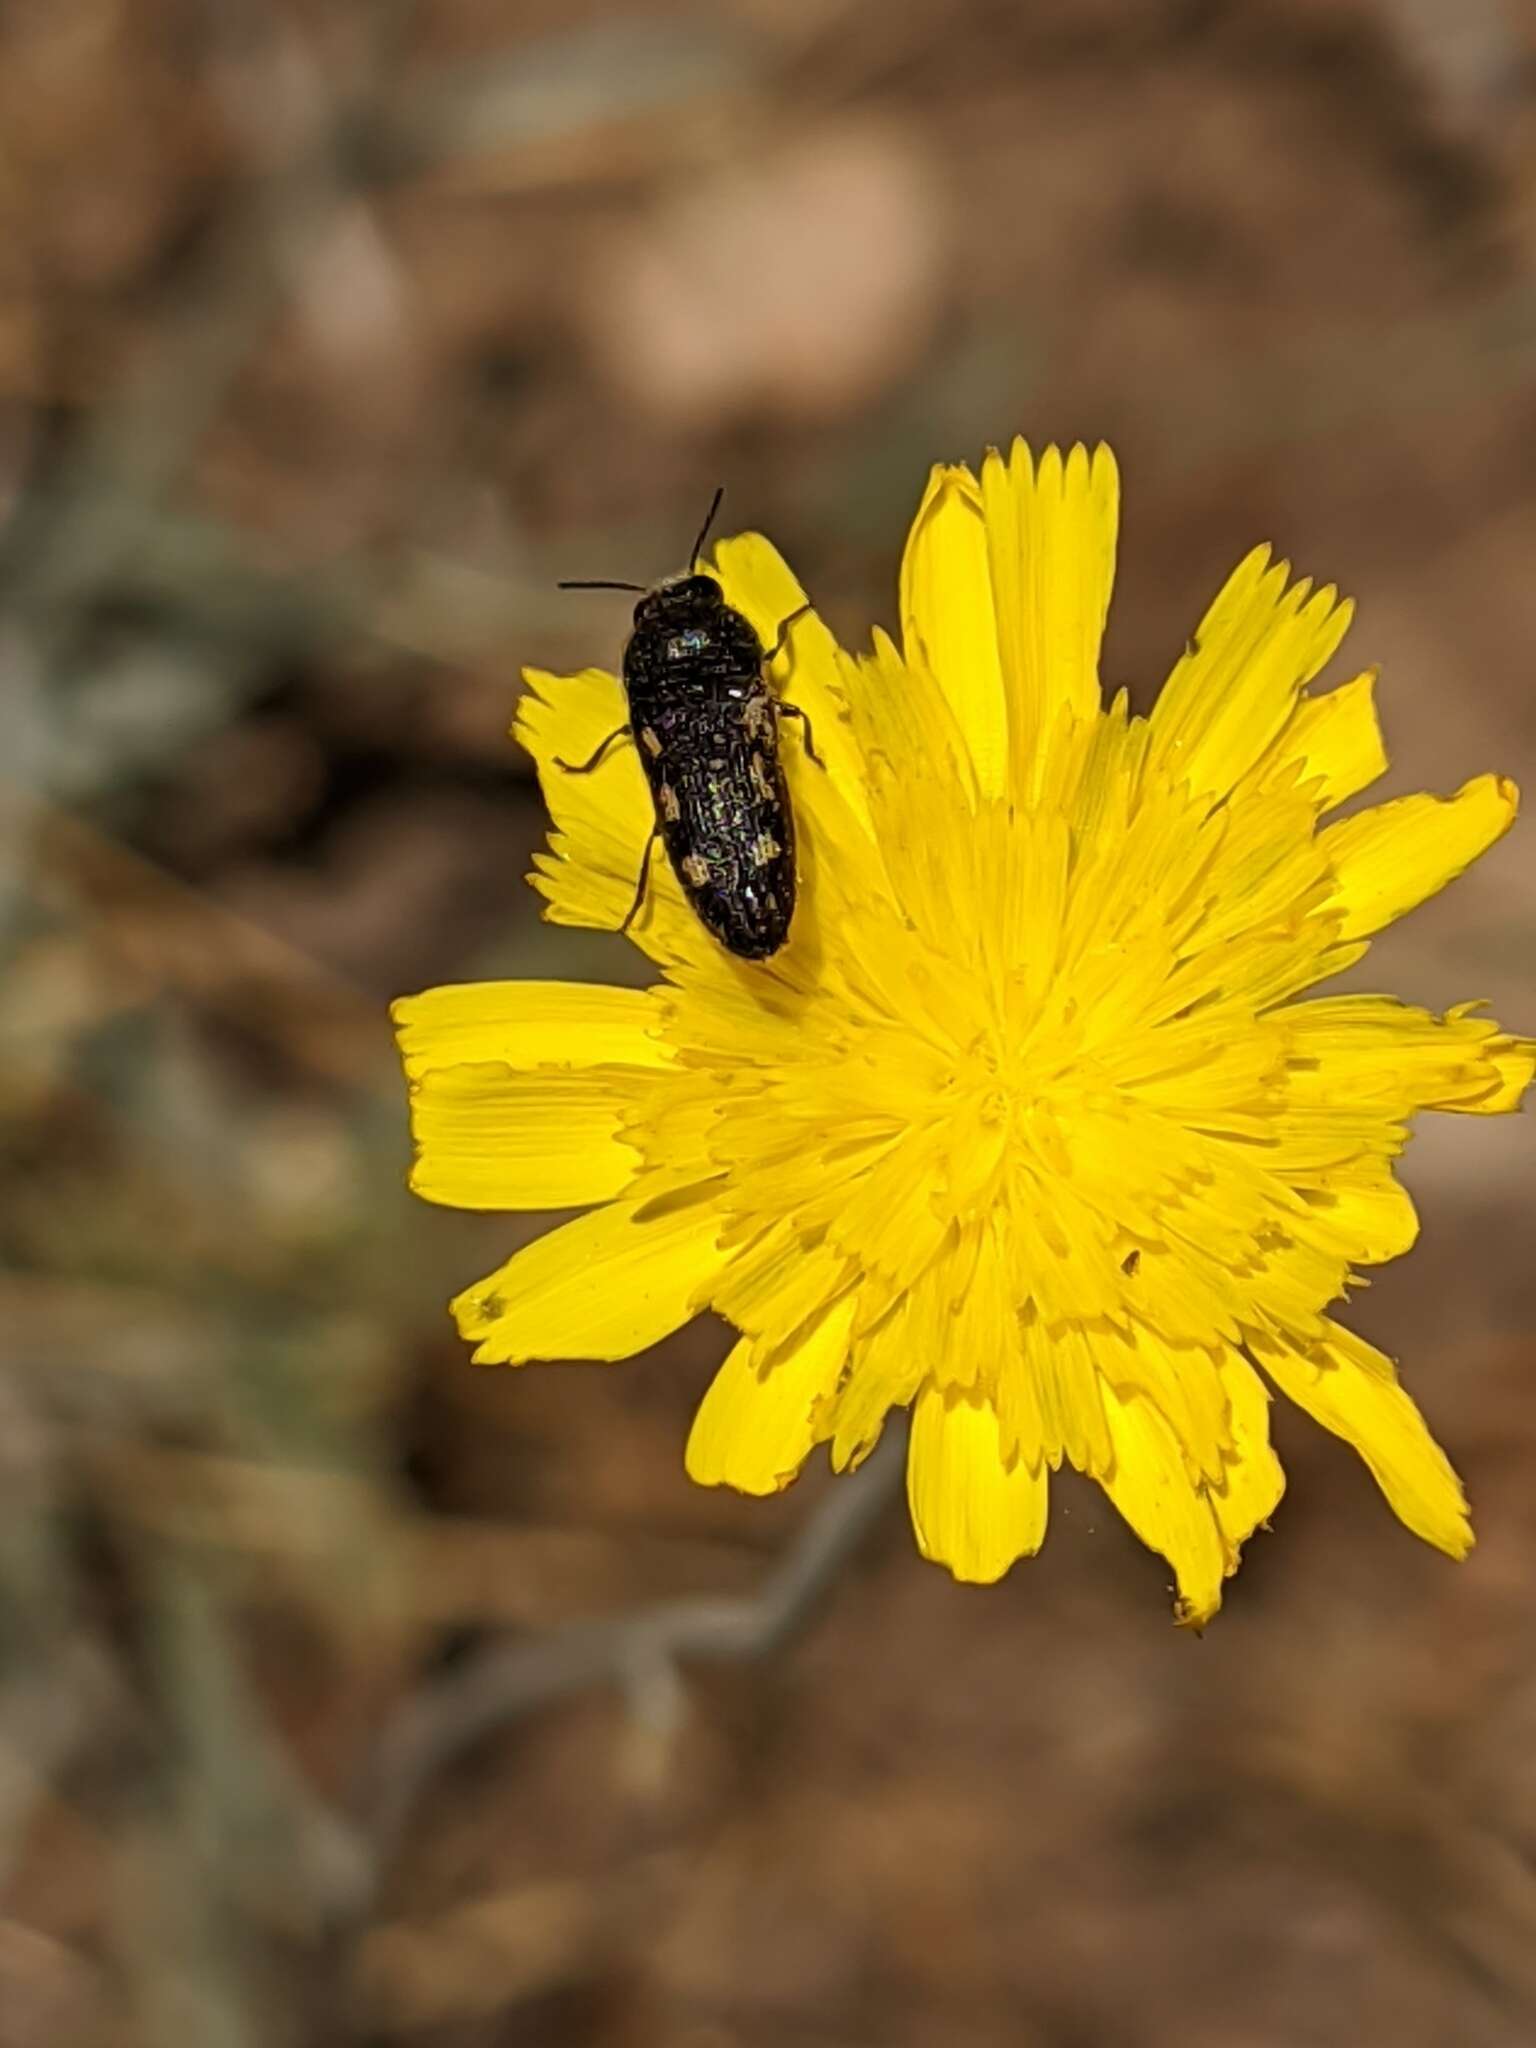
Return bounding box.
[363,1421,908,1863]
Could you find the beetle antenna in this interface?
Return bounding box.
[557,579,648,592]
[689,485,725,571]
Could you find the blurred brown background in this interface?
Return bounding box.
[3,1,1536,2044]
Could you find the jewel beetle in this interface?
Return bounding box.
[556,489,820,960]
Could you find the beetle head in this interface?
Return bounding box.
[634,574,725,628]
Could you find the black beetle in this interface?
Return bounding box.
[556,489,819,960]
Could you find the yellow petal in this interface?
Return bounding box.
[1282,669,1386,809]
[1278,992,1534,1118]
[707,530,872,834]
[1306,1165,1419,1265]
[1207,1348,1285,1568]
[1150,547,1353,803]
[516,668,709,964]
[822,1290,925,1472]
[709,1215,854,1358]
[686,1297,857,1495]
[906,1382,1048,1583]
[452,1195,723,1365]
[1480,1037,1536,1112]
[1319,774,1519,939]
[1250,1320,1470,1558]
[979,440,1118,804]
[1096,1322,1231,1484]
[407,1061,650,1210]
[839,630,977,932]
[1098,1382,1226,1625]
[392,981,670,1081]
[1025,1316,1111,1476]
[516,665,651,879]
[899,464,1008,798]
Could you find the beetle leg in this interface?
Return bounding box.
[775,701,823,769]
[619,827,661,935]
[765,602,812,665]
[556,725,632,773]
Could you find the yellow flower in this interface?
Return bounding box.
[393,442,1533,1624]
